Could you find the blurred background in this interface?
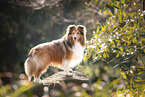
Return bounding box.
[0,0,145,96]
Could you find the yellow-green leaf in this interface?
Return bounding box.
[106,53,109,58]
[116,53,120,58]
[133,38,137,43]
[144,49,145,53]
[121,72,127,79]
[123,11,126,17]
[103,52,106,58]
[141,37,145,42]
[119,47,123,53]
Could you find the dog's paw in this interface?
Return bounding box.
[34,78,42,83]
[65,70,73,76]
[66,74,73,77]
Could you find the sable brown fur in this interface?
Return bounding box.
[24,25,86,82]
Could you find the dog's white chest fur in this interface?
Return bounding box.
[70,41,85,67]
[62,41,85,70]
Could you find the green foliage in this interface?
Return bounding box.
[0,81,33,97]
[84,0,145,96]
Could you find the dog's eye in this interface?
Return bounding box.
[77,32,79,34]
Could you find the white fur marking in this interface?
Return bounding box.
[69,41,85,68]
[62,41,85,72]
[62,60,71,75]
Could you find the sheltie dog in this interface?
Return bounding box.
[24,25,86,82]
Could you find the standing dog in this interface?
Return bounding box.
[24,25,86,82]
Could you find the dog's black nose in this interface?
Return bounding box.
[74,37,76,40]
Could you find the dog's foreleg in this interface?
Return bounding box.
[24,57,35,81]
[62,60,73,76]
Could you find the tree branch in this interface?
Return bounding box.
[8,0,62,10]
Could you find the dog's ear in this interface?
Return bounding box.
[67,25,76,35]
[77,25,86,35]
[77,26,84,35]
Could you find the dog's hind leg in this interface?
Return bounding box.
[33,61,50,83]
[24,57,36,81]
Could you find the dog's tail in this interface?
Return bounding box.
[24,57,35,81]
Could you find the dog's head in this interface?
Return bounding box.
[66,25,86,47]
